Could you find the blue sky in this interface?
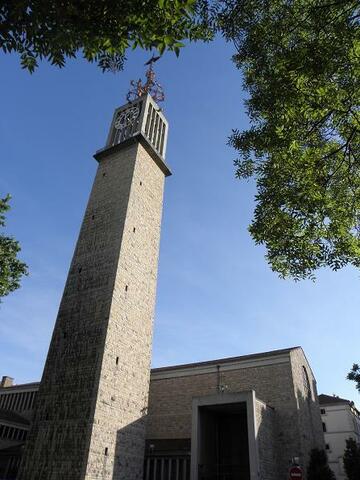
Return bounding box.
[1,37,359,406]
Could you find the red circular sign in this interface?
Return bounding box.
[289,466,303,479]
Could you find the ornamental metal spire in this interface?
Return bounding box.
[126,57,165,104]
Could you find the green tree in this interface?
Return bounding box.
[343,438,360,480]
[347,364,360,392]
[220,0,360,280]
[307,448,336,480]
[0,0,213,72]
[2,1,360,281]
[0,196,28,300]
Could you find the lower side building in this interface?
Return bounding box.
[0,346,324,480]
[0,379,36,480]
[319,394,360,479]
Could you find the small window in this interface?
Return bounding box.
[140,181,142,186]
[322,422,327,432]
[321,408,326,415]
[105,447,108,456]
[116,357,119,365]
[326,444,330,450]
[125,285,128,292]
[133,227,136,233]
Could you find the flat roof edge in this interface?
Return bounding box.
[152,346,299,373]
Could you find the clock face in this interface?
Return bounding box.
[114,106,140,130]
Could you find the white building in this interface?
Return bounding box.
[319,393,360,479]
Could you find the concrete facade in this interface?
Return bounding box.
[0,382,38,479]
[319,394,360,479]
[18,97,170,480]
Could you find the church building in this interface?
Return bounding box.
[0,346,324,479]
[0,69,324,479]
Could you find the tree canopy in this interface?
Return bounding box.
[348,363,360,392]
[343,438,360,480]
[307,448,336,480]
[0,0,212,72]
[220,0,360,280]
[0,196,28,300]
[2,0,360,280]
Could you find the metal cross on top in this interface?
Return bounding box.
[126,56,165,104]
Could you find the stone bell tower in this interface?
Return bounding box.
[19,84,170,479]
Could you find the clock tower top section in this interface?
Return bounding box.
[94,94,171,177]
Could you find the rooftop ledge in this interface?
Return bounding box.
[94,133,172,177]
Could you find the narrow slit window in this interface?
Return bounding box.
[160,122,166,156]
[145,104,153,136]
[156,120,163,150]
[152,113,160,145]
[149,107,156,141]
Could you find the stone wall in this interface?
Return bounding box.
[147,348,324,480]
[19,139,167,480]
[84,142,166,480]
[147,355,296,441]
[289,348,325,471]
[255,398,276,480]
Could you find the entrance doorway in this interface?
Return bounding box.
[191,393,258,480]
[197,402,250,480]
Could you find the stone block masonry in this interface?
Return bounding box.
[147,347,325,479]
[18,137,168,479]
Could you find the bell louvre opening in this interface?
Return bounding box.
[107,94,168,160]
